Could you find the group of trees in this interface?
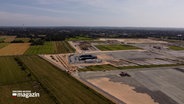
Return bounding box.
[14,57,32,77]
[11,40,24,43]
[30,39,45,45]
[0,27,184,41]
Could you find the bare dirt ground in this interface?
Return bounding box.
[167,50,184,57]
[68,40,145,54]
[0,43,30,56]
[39,39,184,104]
[42,54,109,71]
[41,54,78,73]
[99,38,167,44]
[88,77,158,104]
[39,39,183,104]
[68,41,83,53]
[68,41,100,53]
[0,36,16,42]
[97,54,114,60]
[79,66,184,104]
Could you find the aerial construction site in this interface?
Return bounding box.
[1,0,184,103]
[0,32,184,104]
[40,38,184,104]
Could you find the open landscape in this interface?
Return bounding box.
[1,0,184,103]
[25,41,75,55]
[0,43,9,49]
[95,44,141,51]
[14,38,31,43]
[0,36,16,43]
[0,56,30,85]
[39,37,184,104]
[53,41,75,53]
[25,42,54,55]
[169,46,184,50]
[0,56,56,104]
[79,66,184,104]
[19,56,113,104]
[0,27,184,104]
[88,77,157,104]
[0,43,30,56]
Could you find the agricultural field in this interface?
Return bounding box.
[25,42,54,55]
[95,44,141,51]
[25,41,75,55]
[0,36,16,42]
[0,56,56,104]
[0,43,9,49]
[169,46,184,50]
[0,38,5,42]
[14,38,30,43]
[0,43,30,56]
[19,56,113,104]
[67,36,94,41]
[0,56,30,85]
[53,41,75,53]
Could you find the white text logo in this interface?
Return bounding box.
[12,90,40,98]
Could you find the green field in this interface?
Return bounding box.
[67,36,94,41]
[0,43,9,49]
[0,56,55,104]
[0,38,5,43]
[80,64,184,71]
[169,46,184,50]
[80,64,119,71]
[0,56,30,85]
[53,41,75,53]
[19,56,113,104]
[25,41,75,54]
[14,38,30,43]
[95,44,141,51]
[25,42,54,54]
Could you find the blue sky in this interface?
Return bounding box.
[0,0,184,27]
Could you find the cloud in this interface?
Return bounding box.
[1,0,184,27]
